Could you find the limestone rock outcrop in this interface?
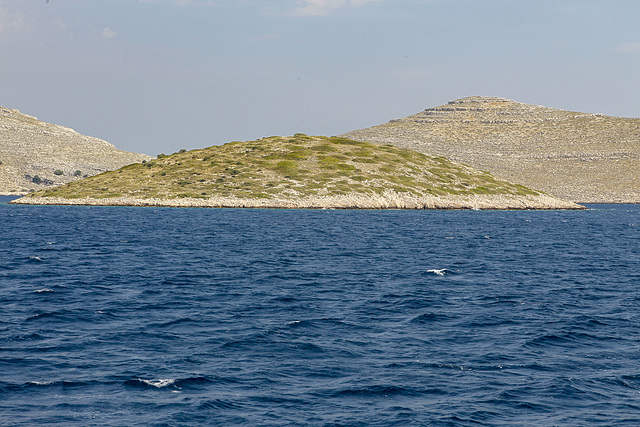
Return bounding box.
[342,96,640,203]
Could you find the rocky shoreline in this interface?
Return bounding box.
[10,192,585,210]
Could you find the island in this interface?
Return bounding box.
[12,134,583,210]
[342,96,640,203]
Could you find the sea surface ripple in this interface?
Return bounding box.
[1,197,640,425]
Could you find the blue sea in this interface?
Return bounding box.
[1,196,640,425]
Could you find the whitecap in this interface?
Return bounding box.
[28,381,54,386]
[141,378,177,388]
[34,288,54,293]
[426,269,447,276]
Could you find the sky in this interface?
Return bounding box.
[1,0,640,156]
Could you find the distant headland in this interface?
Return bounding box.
[342,96,640,203]
[0,106,151,195]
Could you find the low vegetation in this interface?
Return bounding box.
[25,134,542,201]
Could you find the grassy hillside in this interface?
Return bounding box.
[25,134,543,201]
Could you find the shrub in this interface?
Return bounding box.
[274,160,298,176]
[54,170,64,176]
[32,175,42,184]
[157,153,167,158]
[74,170,82,177]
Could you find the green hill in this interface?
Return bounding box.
[14,134,582,209]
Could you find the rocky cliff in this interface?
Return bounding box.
[342,96,640,203]
[0,106,152,195]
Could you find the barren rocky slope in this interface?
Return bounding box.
[0,106,152,195]
[342,96,640,203]
[13,134,582,210]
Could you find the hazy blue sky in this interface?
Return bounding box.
[1,0,639,155]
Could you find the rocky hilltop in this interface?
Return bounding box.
[0,106,152,195]
[342,96,640,203]
[13,134,582,210]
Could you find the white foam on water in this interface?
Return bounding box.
[141,378,177,388]
[28,381,54,386]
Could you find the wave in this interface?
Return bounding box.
[124,376,213,390]
[426,268,450,276]
[221,338,326,355]
[330,385,440,398]
[284,317,361,330]
[26,380,94,388]
[377,297,445,311]
[0,379,102,393]
[25,310,69,322]
[198,399,245,410]
[156,317,198,328]
[410,312,446,323]
[4,332,45,342]
[271,295,300,303]
[478,295,524,305]
[523,331,612,349]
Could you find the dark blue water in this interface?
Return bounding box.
[1,196,640,425]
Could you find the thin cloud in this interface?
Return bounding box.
[175,0,217,5]
[614,42,640,54]
[289,0,381,17]
[136,0,217,4]
[102,27,118,39]
[0,6,27,36]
